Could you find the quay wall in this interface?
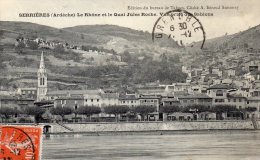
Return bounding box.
[48,121,260,133]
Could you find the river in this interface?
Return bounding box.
[42,130,260,160]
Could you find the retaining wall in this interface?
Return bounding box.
[48,121,260,133]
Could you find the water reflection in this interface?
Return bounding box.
[42,130,260,160]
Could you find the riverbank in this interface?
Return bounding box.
[2,120,259,135]
[45,120,259,134]
[47,129,260,138]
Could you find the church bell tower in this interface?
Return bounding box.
[37,52,47,101]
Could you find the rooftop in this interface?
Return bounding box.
[207,84,237,90]
[177,93,211,99]
[0,95,34,101]
[56,96,84,100]
[119,94,138,100]
[101,93,119,99]
[47,89,103,96]
[247,97,260,101]
[227,93,246,98]
[161,97,179,102]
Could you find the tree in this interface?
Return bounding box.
[104,105,130,122]
[122,51,131,62]
[132,105,156,121]
[211,105,237,120]
[27,41,38,50]
[25,106,45,123]
[54,44,65,53]
[182,104,209,113]
[76,106,101,121]
[50,106,73,122]
[15,42,26,54]
[160,105,180,120]
[0,30,4,37]
[245,107,257,112]
[0,107,20,122]
[80,34,84,39]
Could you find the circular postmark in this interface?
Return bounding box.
[0,126,35,160]
[152,9,206,49]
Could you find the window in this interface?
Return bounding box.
[228,99,231,102]
[216,90,223,96]
[131,101,133,103]
[233,99,236,102]
[97,99,99,102]
[123,101,125,103]
[91,99,93,102]
[239,99,242,102]
[151,100,153,102]
[61,100,66,104]
[85,99,87,102]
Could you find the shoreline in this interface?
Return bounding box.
[45,129,260,137]
[2,120,259,136]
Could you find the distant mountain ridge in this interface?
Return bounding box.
[202,24,260,50]
[0,21,181,53]
[63,24,150,41]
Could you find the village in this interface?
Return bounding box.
[0,47,259,123]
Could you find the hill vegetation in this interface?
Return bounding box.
[0,21,186,90]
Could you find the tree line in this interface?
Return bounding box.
[0,104,257,123]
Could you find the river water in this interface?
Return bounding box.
[42,130,260,160]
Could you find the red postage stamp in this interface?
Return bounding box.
[0,125,42,160]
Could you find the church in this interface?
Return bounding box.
[37,52,48,102]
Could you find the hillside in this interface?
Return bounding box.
[0,21,179,54]
[63,25,151,41]
[0,21,186,91]
[202,24,260,50]
[0,21,108,45]
[1,21,259,92]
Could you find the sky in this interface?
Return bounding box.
[0,0,259,39]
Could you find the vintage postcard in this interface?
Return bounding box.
[0,0,259,159]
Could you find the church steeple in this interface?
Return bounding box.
[37,52,47,101]
[39,52,45,70]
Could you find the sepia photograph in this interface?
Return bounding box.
[0,0,260,159]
